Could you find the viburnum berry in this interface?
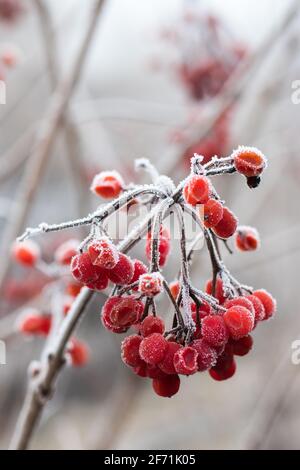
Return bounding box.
[139,333,168,365]
[71,252,98,284]
[205,277,227,304]
[90,170,124,199]
[121,335,143,367]
[201,314,229,347]
[146,364,167,380]
[183,175,211,206]
[152,374,180,397]
[169,280,180,300]
[253,289,276,320]
[102,312,129,334]
[88,237,119,269]
[67,338,90,367]
[230,335,253,356]
[235,226,260,252]
[173,346,198,375]
[18,311,51,337]
[54,239,79,265]
[209,356,236,381]
[102,295,144,330]
[107,253,134,285]
[145,225,171,267]
[202,198,224,228]
[131,259,148,285]
[245,294,265,323]
[224,306,254,339]
[138,272,163,296]
[140,315,164,337]
[191,339,218,371]
[232,146,267,177]
[224,296,255,320]
[212,206,238,239]
[11,240,40,267]
[133,361,148,378]
[158,341,182,375]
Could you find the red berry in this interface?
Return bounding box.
[133,361,148,377]
[205,277,227,304]
[152,374,180,397]
[191,339,218,371]
[245,294,265,322]
[159,341,182,375]
[66,281,82,298]
[173,346,198,375]
[209,358,236,381]
[71,252,99,284]
[235,226,260,252]
[18,311,51,336]
[183,175,211,206]
[232,146,266,177]
[88,237,119,269]
[146,364,167,379]
[145,226,170,267]
[201,314,229,347]
[86,270,109,291]
[11,240,40,267]
[121,335,143,367]
[212,206,238,239]
[202,198,224,228]
[54,239,79,265]
[169,280,180,300]
[224,306,254,339]
[138,272,163,296]
[90,170,124,199]
[68,338,90,367]
[102,312,129,334]
[102,295,144,329]
[230,335,253,356]
[139,333,167,365]
[107,253,134,286]
[253,289,276,320]
[131,259,148,286]
[140,315,164,337]
[224,296,255,320]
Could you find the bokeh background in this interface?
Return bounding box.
[0,0,300,450]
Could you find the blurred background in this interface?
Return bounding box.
[0,0,300,450]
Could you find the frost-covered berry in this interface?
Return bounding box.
[173,346,198,375]
[68,338,90,367]
[212,206,238,239]
[245,294,265,322]
[131,259,148,286]
[158,341,182,375]
[139,333,168,365]
[12,240,40,267]
[121,335,143,367]
[102,295,143,330]
[232,146,266,177]
[107,253,134,286]
[18,311,51,336]
[224,296,255,320]
[201,315,229,347]
[253,289,276,320]
[235,226,260,252]
[140,315,164,337]
[54,239,79,265]
[90,170,124,199]
[224,306,254,339]
[88,237,119,269]
[183,175,211,206]
[138,272,163,296]
[71,252,99,284]
[86,271,109,291]
[152,374,180,397]
[230,335,253,356]
[202,198,224,228]
[191,339,218,371]
[205,277,227,304]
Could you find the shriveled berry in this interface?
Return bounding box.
[205,277,226,304]
[245,294,265,322]
[191,339,217,371]
[159,341,182,375]
[183,175,211,206]
[230,335,253,356]
[235,226,260,252]
[224,306,254,339]
[18,311,51,336]
[121,335,143,367]
[102,295,143,329]
[232,146,266,177]
[138,272,163,296]
[139,333,167,365]
[88,237,119,269]
[107,253,134,285]
[212,206,238,239]
[140,315,164,337]
[90,170,124,199]
[54,239,79,265]
[253,289,276,320]
[174,346,198,375]
[202,198,224,228]
[247,175,261,189]
[12,240,40,267]
[201,314,229,347]
[152,374,180,397]
[68,339,90,367]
